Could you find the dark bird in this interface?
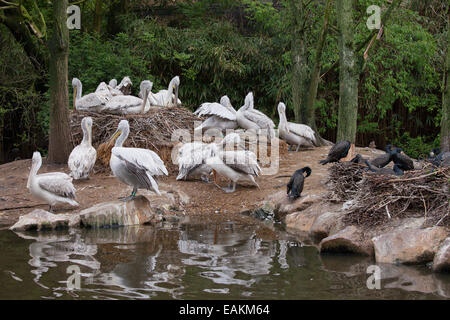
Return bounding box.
[391,148,414,171]
[364,160,403,176]
[369,144,393,168]
[428,148,450,167]
[429,148,440,158]
[319,140,351,165]
[350,154,367,164]
[287,167,312,199]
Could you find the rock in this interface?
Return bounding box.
[320,225,374,256]
[310,210,346,240]
[432,238,450,272]
[265,190,322,219]
[79,195,163,228]
[9,209,80,231]
[372,227,447,265]
[285,209,321,234]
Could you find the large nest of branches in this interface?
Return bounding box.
[327,163,449,228]
[69,107,201,174]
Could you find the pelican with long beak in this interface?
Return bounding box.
[68,117,97,179]
[147,76,181,107]
[236,92,275,139]
[72,77,112,112]
[109,120,168,201]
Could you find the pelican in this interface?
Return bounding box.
[148,76,181,107]
[101,80,152,115]
[277,102,316,151]
[176,133,241,182]
[115,76,133,95]
[109,120,168,201]
[236,92,275,139]
[193,95,238,133]
[27,152,79,212]
[205,134,260,193]
[72,78,111,112]
[108,79,117,88]
[68,117,97,179]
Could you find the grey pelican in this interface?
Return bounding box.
[193,95,238,133]
[72,77,111,112]
[319,140,351,165]
[109,120,168,201]
[277,102,316,151]
[27,152,79,212]
[236,92,275,139]
[206,134,260,193]
[68,117,97,180]
[101,80,152,115]
[148,76,181,107]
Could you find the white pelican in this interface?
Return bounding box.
[193,95,238,133]
[101,80,152,115]
[109,120,168,201]
[115,76,133,95]
[68,117,97,179]
[236,92,275,139]
[108,79,117,88]
[27,152,79,212]
[148,76,181,107]
[176,133,241,182]
[277,102,316,151]
[72,78,111,112]
[206,134,260,193]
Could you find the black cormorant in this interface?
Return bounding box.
[391,148,414,171]
[319,140,351,165]
[364,160,403,176]
[287,167,312,199]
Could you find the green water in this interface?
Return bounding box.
[0,221,448,300]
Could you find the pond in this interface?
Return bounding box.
[0,221,448,300]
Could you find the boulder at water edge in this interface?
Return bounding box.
[432,237,450,273]
[9,209,80,231]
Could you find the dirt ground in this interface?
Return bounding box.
[0,144,384,230]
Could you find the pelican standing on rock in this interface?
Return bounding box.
[27,152,79,212]
[236,92,275,139]
[206,134,261,193]
[68,117,97,180]
[193,95,238,133]
[109,120,168,201]
[101,80,152,115]
[277,102,316,151]
[148,76,181,107]
[72,78,111,112]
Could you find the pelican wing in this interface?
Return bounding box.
[287,122,316,142]
[221,150,260,176]
[112,147,168,177]
[177,142,211,179]
[102,95,145,113]
[38,174,76,199]
[243,109,275,130]
[68,145,97,178]
[95,82,109,93]
[194,102,236,121]
[76,92,110,110]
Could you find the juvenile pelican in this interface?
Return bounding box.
[206,134,260,193]
[27,152,79,212]
[115,76,133,95]
[277,102,316,151]
[194,95,238,133]
[72,78,111,112]
[109,120,168,201]
[101,81,152,115]
[68,117,97,180]
[148,76,181,107]
[236,92,275,139]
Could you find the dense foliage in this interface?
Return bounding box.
[0,0,447,162]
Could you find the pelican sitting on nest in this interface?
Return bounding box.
[277,102,316,151]
[109,120,168,201]
[101,80,152,115]
[68,117,97,179]
[115,76,133,95]
[176,133,241,182]
[236,92,275,139]
[72,78,112,112]
[147,76,181,107]
[193,96,238,133]
[27,152,79,212]
[206,134,260,193]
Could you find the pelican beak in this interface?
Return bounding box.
[213,169,217,184]
[174,85,179,108]
[108,130,122,145]
[73,87,77,110]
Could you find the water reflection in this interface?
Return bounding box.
[1,222,447,300]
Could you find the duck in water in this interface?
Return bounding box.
[287,167,312,199]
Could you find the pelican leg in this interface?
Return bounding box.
[49,205,54,213]
[295,144,300,152]
[222,181,236,193]
[119,187,137,202]
[200,175,210,183]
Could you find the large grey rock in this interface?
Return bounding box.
[310,210,346,240]
[432,237,450,272]
[320,225,374,256]
[372,226,447,265]
[79,195,163,228]
[9,209,80,231]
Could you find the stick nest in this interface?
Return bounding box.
[327,162,449,228]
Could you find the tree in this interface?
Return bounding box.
[47,0,71,163]
[441,17,450,152]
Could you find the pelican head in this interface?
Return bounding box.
[110,120,130,147]
[72,78,82,109]
[119,76,132,87]
[109,79,118,88]
[244,92,254,110]
[277,102,289,134]
[139,80,153,113]
[81,117,93,145]
[28,151,42,188]
[171,76,180,107]
[220,95,232,108]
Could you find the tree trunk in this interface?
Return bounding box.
[441,17,450,152]
[304,0,332,140]
[48,0,71,163]
[93,0,103,33]
[289,0,308,123]
[336,0,359,144]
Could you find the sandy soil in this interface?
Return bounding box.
[0,145,384,230]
